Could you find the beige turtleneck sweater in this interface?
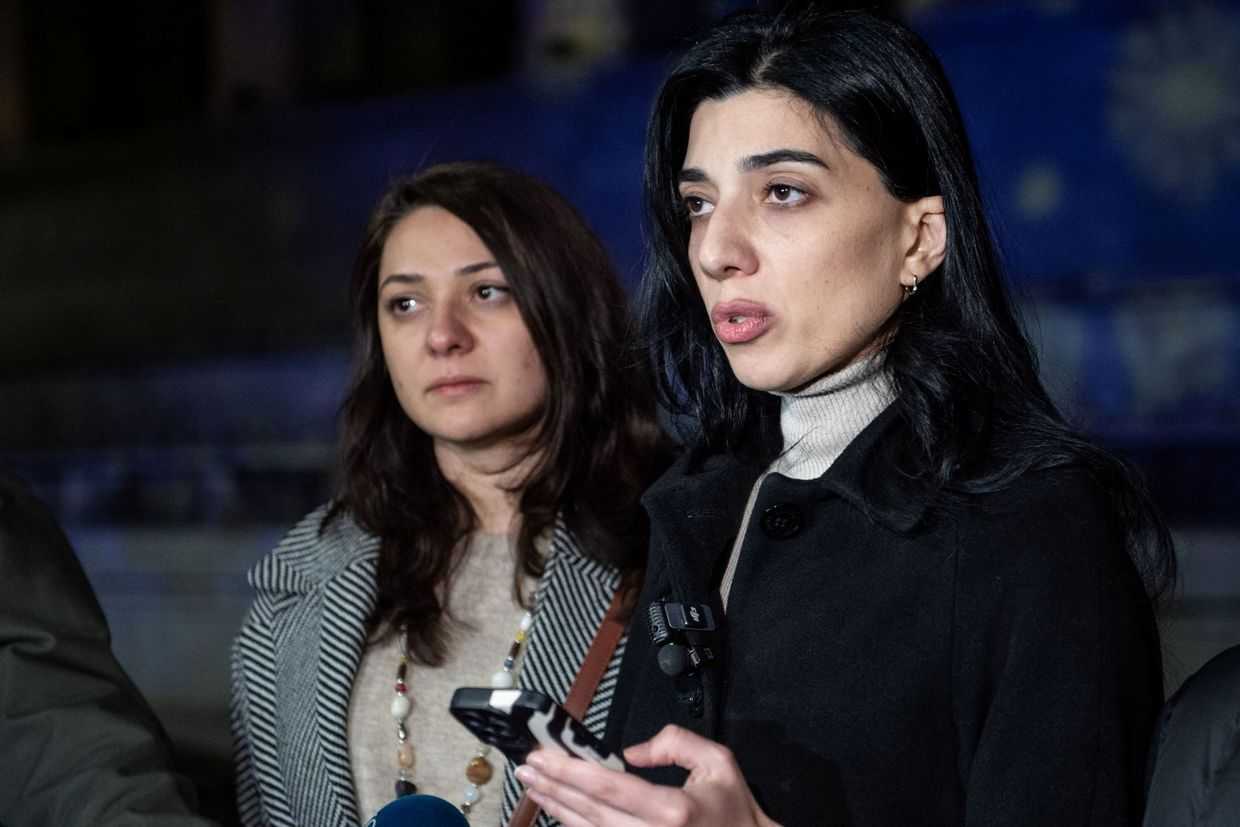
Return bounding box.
[719,354,895,608]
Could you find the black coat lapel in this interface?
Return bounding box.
[640,451,766,600]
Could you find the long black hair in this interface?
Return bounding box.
[332,161,670,664]
[639,8,1174,598]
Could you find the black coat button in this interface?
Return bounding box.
[760,503,803,539]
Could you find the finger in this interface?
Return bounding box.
[516,761,647,827]
[623,724,735,775]
[524,750,654,802]
[523,751,692,824]
[525,790,596,827]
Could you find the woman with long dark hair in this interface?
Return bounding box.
[231,162,670,826]
[515,8,1174,826]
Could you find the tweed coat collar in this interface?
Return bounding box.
[233,506,623,827]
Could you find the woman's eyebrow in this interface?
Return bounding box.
[378,261,498,290]
[741,148,828,171]
[678,167,710,185]
[379,272,423,290]
[679,149,828,185]
[456,261,499,276]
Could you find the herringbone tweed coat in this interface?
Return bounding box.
[230,505,626,827]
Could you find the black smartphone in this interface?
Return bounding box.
[449,687,627,771]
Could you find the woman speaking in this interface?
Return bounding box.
[516,8,1173,826]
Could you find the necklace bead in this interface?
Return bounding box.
[391,610,534,819]
[389,693,412,720]
[465,755,494,785]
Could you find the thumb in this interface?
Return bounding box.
[623,724,726,772]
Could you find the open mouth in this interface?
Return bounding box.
[711,301,773,345]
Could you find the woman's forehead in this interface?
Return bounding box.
[682,89,854,175]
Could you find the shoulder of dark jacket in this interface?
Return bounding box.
[1148,644,1240,810]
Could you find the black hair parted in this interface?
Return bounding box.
[638,7,1174,599]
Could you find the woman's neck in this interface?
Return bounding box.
[770,352,894,480]
[433,439,541,534]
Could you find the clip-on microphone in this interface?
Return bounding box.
[648,599,716,717]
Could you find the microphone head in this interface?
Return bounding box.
[657,641,687,676]
[366,794,468,827]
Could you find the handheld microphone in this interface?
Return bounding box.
[365,794,468,827]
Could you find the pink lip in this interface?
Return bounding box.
[710,300,773,345]
[427,376,486,396]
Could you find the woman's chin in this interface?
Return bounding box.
[728,363,801,394]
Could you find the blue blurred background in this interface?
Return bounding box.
[2,0,1238,822]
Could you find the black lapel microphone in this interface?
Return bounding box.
[648,599,717,717]
[365,794,469,826]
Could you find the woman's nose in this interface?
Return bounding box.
[694,203,759,281]
[425,302,474,355]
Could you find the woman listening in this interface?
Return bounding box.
[231,162,670,826]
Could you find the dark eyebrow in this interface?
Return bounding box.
[741,149,828,171]
[378,261,499,290]
[378,273,422,290]
[678,167,709,185]
[457,260,499,276]
[678,149,828,186]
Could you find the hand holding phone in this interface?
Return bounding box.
[449,687,626,772]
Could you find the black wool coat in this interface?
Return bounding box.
[607,408,1163,827]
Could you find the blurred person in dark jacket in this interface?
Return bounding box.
[1144,644,1240,826]
[0,474,218,826]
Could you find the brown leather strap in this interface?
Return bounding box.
[563,591,626,719]
[508,794,542,827]
[507,589,627,827]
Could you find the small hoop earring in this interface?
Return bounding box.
[903,274,919,296]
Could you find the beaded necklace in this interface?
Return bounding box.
[390,611,534,819]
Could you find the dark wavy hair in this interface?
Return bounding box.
[639,8,1174,598]
[330,161,670,664]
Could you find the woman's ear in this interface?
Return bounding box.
[902,195,946,289]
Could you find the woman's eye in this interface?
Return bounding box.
[766,184,809,205]
[681,195,714,218]
[476,284,510,302]
[389,297,418,314]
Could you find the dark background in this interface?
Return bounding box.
[2,1,1238,822]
